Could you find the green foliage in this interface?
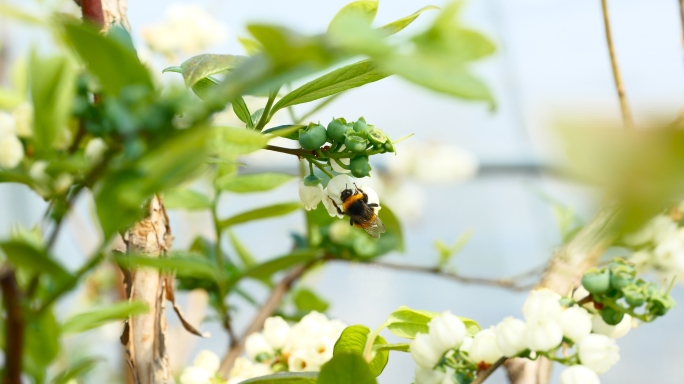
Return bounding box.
[61,301,149,334]
[219,202,301,228]
[242,250,321,281]
[51,358,102,384]
[435,230,472,268]
[384,306,480,339]
[318,353,377,384]
[24,311,60,379]
[0,240,72,284]
[116,254,224,282]
[228,231,258,267]
[163,188,212,210]
[333,325,388,376]
[239,372,318,383]
[293,288,330,313]
[377,5,440,36]
[216,172,294,193]
[212,126,271,154]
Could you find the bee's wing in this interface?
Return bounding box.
[363,216,386,239]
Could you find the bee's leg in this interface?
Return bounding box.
[367,203,379,208]
[362,192,369,203]
[349,217,355,226]
[328,196,344,215]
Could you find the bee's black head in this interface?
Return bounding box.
[340,188,354,202]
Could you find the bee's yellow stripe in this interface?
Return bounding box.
[354,214,378,229]
[342,193,365,211]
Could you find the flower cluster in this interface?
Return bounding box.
[622,210,684,283]
[0,106,31,169]
[299,174,381,219]
[230,312,346,382]
[180,350,223,384]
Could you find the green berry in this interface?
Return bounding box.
[622,286,646,307]
[581,267,611,294]
[345,134,367,153]
[327,118,350,143]
[600,306,624,326]
[350,155,372,178]
[353,117,369,136]
[298,123,327,150]
[610,265,636,290]
[383,140,395,153]
[367,126,387,146]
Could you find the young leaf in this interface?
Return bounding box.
[232,96,253,127]
[115,254,222,282]
[241,249,320,281]
[239,37,264,56]
[239,372,318,384]
[164,188,212,210]
[191,77,220,100]
[262,124,305,140]
[212,126,270,155]
[216,173,294,193]
[293,288,329,313]
[51,358,102,384]
[179,54,248,88]
[29,52,75,152]
[271,60,388,113]
[318,353,377,384]
[228,231,257,267]
[384,306,481,339]
[61,301,149,334]
[219,202,301,228]
[333,325,388,377]
[62,21,152,94]
[0,240,72,283]
[328,1,379,35]
[25,311,60,369]
[377,5,440,36]
[373,343,410,352]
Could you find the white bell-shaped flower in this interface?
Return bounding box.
[325,174,354,205]
[591,314,632,339]
[410,333,443,369]
[12,103,33,137]
[469,328,503,365]
[179,366,213,384]
[577,334,620,374]
[250,363,273,378]
[525,318,563,352]
[0,134,23,169]
[263,316,290,350]
[427,311,467,354]
[0,112,16,136]
[522,289,562,323]
[288,350,319,372]
[244,332,274,360]
[229,356,254,379]
[559,306,592,343]
[85,138,108,164]
[299,181,324,211]
[560,365,601,384]
[459,336,473,354]
[495,317,527,357]
[192,350,219,373]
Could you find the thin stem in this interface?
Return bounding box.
[472,357,507,384]
[255,87,280,131]
[265,145,314,157]
[0,266,23,384]
[332,157,350,170]
[308,160,314,176]
[600,0,634,130]
[212,192,224,273]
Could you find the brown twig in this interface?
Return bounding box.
[265,145,315,157]
[600,0,634,130]
[1,266,24,384]
[218,265,308,377]
[80,0,105,28]
[338,260,541,291]
[472,357,507,384]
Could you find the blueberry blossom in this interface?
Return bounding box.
[468,328,503,365]
[559,306,593,343]
[560,365,601,384]
[427,311,467,354]
[299,175,324,211]
[495,317,527,357]
[577,334,620,374]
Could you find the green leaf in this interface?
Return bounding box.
[239,372,318,384]
[164,188,212,210]
[232,96,253,127]
[385,306,480,339]
[262,124,305,140]
[333,325,388,377]
[318,353,377,384]
[219,202,301,228]
[0,88,24,109]
[0,3,46,24]
[242,249,320,281]
[25,311,60,369]
[51,358,102,384]
[0,240,72,283]
[216,173,294,193]
[293,288,329,312]
[251,108,265,127]
[29,52,75,152]
[373,343,410,352]
[115,254,222,282]
[271,60,388,113]
[212,126,270,155]
[373,204,404,256]
[62,21,152,94]
[377,6,440,36]
[179,54,249,88]
[328,1,379,35]
[228,231,257,267]
[191,77,220,100]
[62,301,149,334]
[239,37,264,56]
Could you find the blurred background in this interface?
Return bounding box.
[1,0,683,382]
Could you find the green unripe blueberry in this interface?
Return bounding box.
[345,134,368,153]
[383,140,395,153]
[353,117,369,135]
[327,118,350,143]
[298,123,327,150]
[647,292,676,317]
[350,155,372,178]
[600,306,625,326]
[581,267,611,294]
[610,265,636,290]
[367,126,387,146]
[622,286,646,307]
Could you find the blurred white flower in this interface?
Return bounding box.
[469,328,503,365]
[0,111,16,136]
[577,334,620,374]
[322,190,344,218]
[380,182,425,223]
[628,250,654,274]
[559,306,592,343]
[54,173,73,194]
[522,289,562,323]
[227,378,247,384]
[459,336,473,354]
[623,214,676,246]
[12,103,33,137]
[414,366,456,384]
[263,316,290,350]
[193,350,220,373]
[321,319,346,341]
[387,142,478,183]
[288,350,318,372]
[495,317,527,357]
[142,4,227,55]
[229,357,254,379]
[245,332,274,361]
[179,366,213,384]
[330,145,350,173]
[325,174,354,206]
[250,363,273,378]
[309,337,336,366]
[0,134,23,169]
[427,311,467,354]
[560,365,600,384]
[525,319,563,352]
[85,138,108,164]
[591,314,631,339]
[571,286,596,311]
[299,181,324,211]
[410,333,443,369]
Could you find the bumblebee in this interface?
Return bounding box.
[329,184,386,238]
